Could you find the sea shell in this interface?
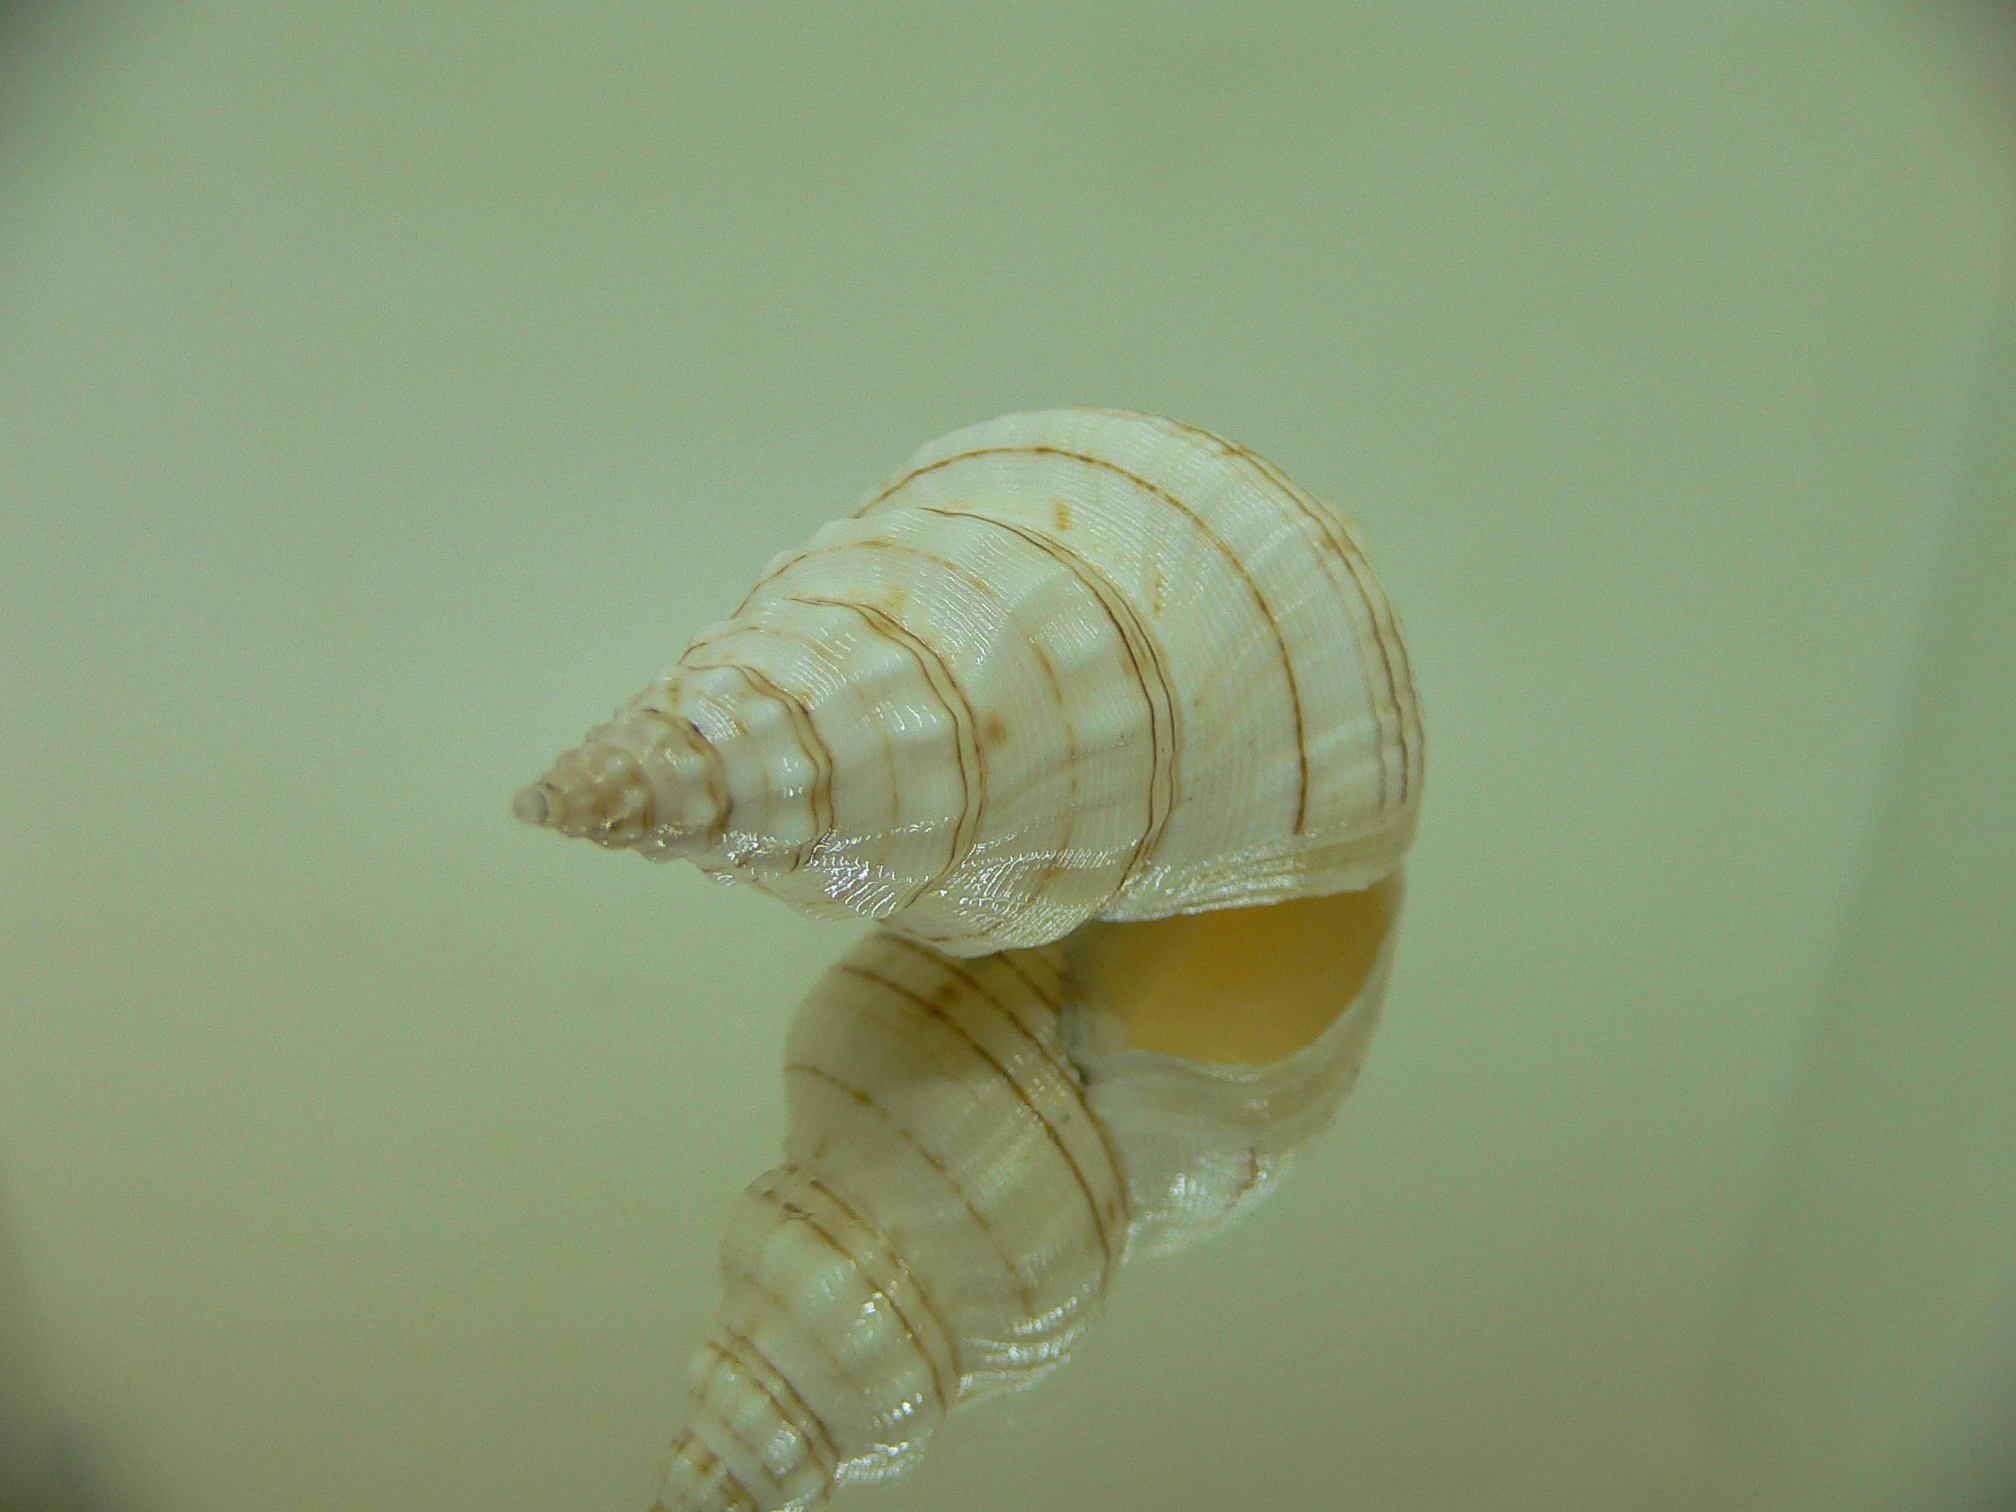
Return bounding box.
[517,409,1422,955]
[657,874,1402,1512]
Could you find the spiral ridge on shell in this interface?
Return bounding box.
[518,409,1423,955]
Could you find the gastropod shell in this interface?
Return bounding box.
[659,876,1403,1512]
[516,409,1422,955]
[511,412,1427,1507]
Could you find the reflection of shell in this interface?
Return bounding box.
[658,876,1401,1512]
[1065,874,1401,1258]
[518,409,1423,955]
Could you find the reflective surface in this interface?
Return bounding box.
[656,887,1396,1511]
[2,6,2014,1511]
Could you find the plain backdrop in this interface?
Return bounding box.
[2,5,2013,1511]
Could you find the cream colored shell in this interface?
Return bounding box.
[517,409,1422,955]
[658,878,1400,1512]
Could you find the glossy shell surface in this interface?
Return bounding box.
[659,878,1402,1512]
[519,409,1422,955]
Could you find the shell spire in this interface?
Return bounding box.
[517,409,1423,954]
[655,933,1116,1512]
[514,708,728,858]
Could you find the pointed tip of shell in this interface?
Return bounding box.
[516,708,733,859]
[514,722,713,856]
[510,781,554,828]
[511,748,652,850]
[653,1431,752,1512]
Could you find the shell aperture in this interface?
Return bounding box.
[516,409,1423,955]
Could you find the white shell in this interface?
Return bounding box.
[1063,874,1401,1258]
[659,878,1401,1512]
[518,409,1422,955]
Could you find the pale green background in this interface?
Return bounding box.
[2,4,2013,1511]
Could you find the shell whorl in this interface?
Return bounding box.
[655,879,1402,1512]
[519,409,1423,955]
[657,934,1125,1512]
